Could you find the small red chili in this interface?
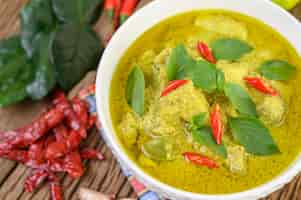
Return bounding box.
[244,76,278,96]
[24,169,48,192]
[120,0,139,24]
[161,80,189,97]
[210,104,224,145]
[49,173,62,200]
[63,151,84,178]
[183,152,219,169]
[197,41,217,64]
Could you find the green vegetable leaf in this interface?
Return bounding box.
[224,83,257,117]
[192,127,227,158]
[0,36,34,107]
[211,38,253,61]
[216,69,225,92]
[259,60,296,81]
[229,117,280,155]
[26,33,56,100]
[52,23,103,90]
[167,44,195,81]
[126,66,145,116]
[20,0,57,57]
[186,60,217,92]
[191,113,208,129]
[52,0,103,24]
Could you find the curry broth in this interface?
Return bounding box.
[110,10,301,194]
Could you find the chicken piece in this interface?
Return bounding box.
[226,145,247,175]
[154,48,171,65]
[119,112,139,147]
[257,95,287,126]
[216,61,252,89]
[195,15,248,40]
[137,50,156,83]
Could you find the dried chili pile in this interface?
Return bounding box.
[0,90,104,200]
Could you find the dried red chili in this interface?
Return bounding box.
[244,76,278,96]
[80,148,105,160]
[210,104,224,145]
[49,173,62,200]
[63,151,84,178]
[161,80,189,97]
[197,41,217,64]
[183,152,219,169]
[24,169,48,192]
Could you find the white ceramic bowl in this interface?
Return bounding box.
[96,0,301,199]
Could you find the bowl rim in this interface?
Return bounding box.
[96,0,301,199]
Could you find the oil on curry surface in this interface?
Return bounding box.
[110,10,301,194]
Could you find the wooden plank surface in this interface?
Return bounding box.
[0,0,301,199]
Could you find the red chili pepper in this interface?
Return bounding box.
[24,169,48,192]
[183,152,219,169]
[197,41,217,64]
[161,80,189,97]
[28,140,45,164]
[119,0,139,24]
[210,104,224,145]
[87,115,97,130]
[80,148,105,160]
[49,174,62,200]
[53,124,68,141]
[63,151,84,178]
[104,0,116,21]
[72,97,89,129]
[244,77,278,96]
[113,0,122,30]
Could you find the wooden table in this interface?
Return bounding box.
[0,0,301,199]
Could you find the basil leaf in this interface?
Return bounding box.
[259,60,296,81]
[191,113,208,129]
[216,69,225,92]
[229,117,280,155]
[26,33,56,100]
[224,83,257,117]
[186,60,217,92]
[52,0,103,24]
[126,66,145,116]
[52,23,103,90]
[211,38,253,61]
[192,127,227,158]
[167,44,195,81]
[20,0,57,57]
[0,36,34,106]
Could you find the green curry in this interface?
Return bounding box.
[110,10,301,194]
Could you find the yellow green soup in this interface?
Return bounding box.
[110,10,301,194]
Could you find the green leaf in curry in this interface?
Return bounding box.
[224,83,257,117]
[52,0,103,25]
[211,38,253,61]
[126,66,145,116]
[167,44,195,81]
[186,60,217,92]
[0,36,34,107]
[26,33,56,100]
[259,60,296,81]
[229,117,280,156]
[191,112,208,129]
[20,0,57,57]
[52,23,103,90]
[216,69,225,92]
[192,127,228,158]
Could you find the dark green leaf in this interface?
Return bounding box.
[259,60,296,81]
[224,83,257,117]
[0,36,34,106]
[216,69,225,92]
[192,127,227,158]
[26,33,56,100]
[186,60,217,92]
[52,23,103,90]
[211,38,253,61]
[20,0,57,57]
[229,117,280,155]
[126,66,145,116]
[167,44,195,81]
[52,0,103,24]
[191,113,208,129]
